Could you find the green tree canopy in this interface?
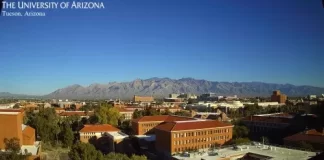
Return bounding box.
[68,142,103,160]
[233,125,249,139]
[13,103,20,109]
[103,153,147,160]
[132,109,143,119]
[60,122,74,148]
[91,105,120,125]
[232,138,251,145]
[0,137,30,160]
[4,137,20,152]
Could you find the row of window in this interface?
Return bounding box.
[174,143,217,152]
[141,123,160,127]
[173,135,229,145]
[83,132,107,135]
[82,135,94,139]
[173,129,230,138]
[142,129,151,133]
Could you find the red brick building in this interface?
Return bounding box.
[132,115,233,156]
[133,96,154,103]
[271,90,287,104]
[79,124,128,153]
[241,113,292,133]
[155,120,233,155]
[59,111,94,118]
[132,115,194,135]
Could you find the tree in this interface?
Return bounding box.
[174,110,191,117]
[70,104,77,111]
[13,103,20,109]
[60,122,74,148]
[4,137,20,152]
[103,153,147,160]
[162,108,172,115]
[68,142,103,160]
[104,153,129,160]
[132,109,143,119]
[233,125,249,139]
[29,108,61,145]
[130,154,147,160]
[0,137,30,160]
[119,120,132,134]
[232,138,251,145]
[93,106,120,125]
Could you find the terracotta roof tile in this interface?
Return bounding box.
[306,129,324,136]
[155,120,233,132]
[242,115,291,124]
[132,115,194,123]
[59,111,93,116]
[80,124,120,132]
[116,107,133,113]
[284,128,324,144]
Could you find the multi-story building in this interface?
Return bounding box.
[271,90,287,104]
[115,107,133,120]
[0,103,15,109]
[79,124,128,152]
[0,109,40,159]
[178,93,197,100]
[132,115,194,135]
[308,95,317,100]
[199,93,219,101]
[155,120,233,155]
[133,95,154,106]
[59,111,94,118]
[172,143,316,160]
[132,115,233,156]
[241,113,292,133]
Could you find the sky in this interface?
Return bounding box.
[0,0,324,95]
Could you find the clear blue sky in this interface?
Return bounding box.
[1,0,324,95]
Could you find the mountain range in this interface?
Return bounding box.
[1,78,324,99]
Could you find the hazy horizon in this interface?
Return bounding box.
[1,0,324,95]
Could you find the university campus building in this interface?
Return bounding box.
[132,115,233,156]
[0,109,40,159]
[79,124,128,153]
[271,90,287,104]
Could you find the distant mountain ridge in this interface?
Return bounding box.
[42,78,324,99]
[0,92,39,99]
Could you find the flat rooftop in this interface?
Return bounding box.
[0,112,19,115]
[255,113,294,119]
[173,143,316,160]
[107,131,128,140]
[135,134,156,142]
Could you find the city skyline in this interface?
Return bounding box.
[1,0,324,95]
